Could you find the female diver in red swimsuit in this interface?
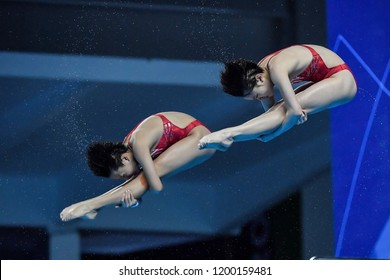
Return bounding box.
[60,112,215,221]
[198,44,357,151]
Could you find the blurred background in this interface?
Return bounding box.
[0,0,388,260]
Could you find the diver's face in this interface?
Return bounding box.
[244,86,271,101]
[244,73,274,101]
[109,152,139,180]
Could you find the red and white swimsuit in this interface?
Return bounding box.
[123,114,206,159]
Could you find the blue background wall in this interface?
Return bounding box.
[328,1,390,259]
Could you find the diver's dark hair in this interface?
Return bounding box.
[86,141,128,177]
[220,59,264,97]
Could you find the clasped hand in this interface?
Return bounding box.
[115,189,142,208]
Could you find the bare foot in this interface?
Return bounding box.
[198,132,233,151]
[60,203,98,222]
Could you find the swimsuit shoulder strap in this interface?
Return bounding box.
[299,44,318,57]
[264,45,317,65]
[258,49,282,66]
[154,113,170,124]
[259,46,293,69]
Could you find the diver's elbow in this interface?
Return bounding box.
[150,183,164,194]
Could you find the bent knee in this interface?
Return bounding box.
[151,185,163,193]
[343,83,357,103]
[341,71,358,101]
[347,90,357,102]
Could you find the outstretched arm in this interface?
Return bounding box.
[131,124,164,193]
[132,140,163,192]
[254,82,313,142]
[261,64,307,140]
